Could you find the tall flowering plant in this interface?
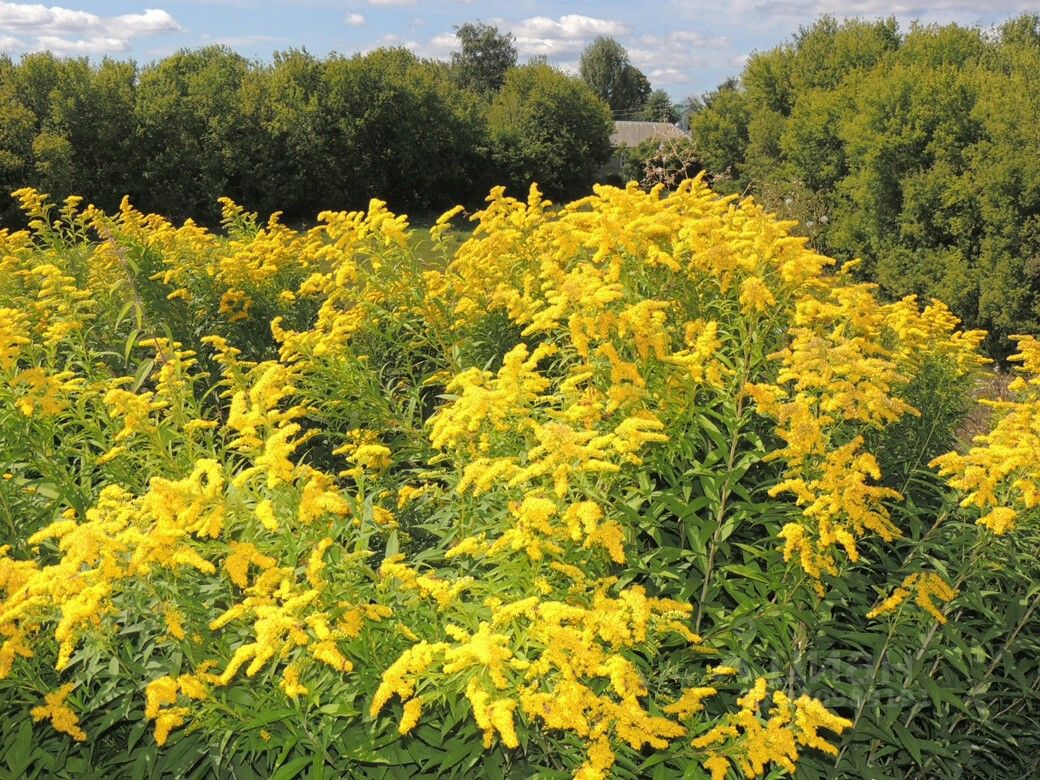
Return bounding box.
[0,178,1032,779]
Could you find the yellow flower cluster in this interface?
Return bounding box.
[144,674,210,745]
[687,677,852,779]
[372,585,700,777]
[866,572,958,624]
[10,367,81,417]
[749,287,985,591]
[0,180,993,778]
[931,335,1040,536]
[0,348,391,746]
[0,308,30,370]
[31,683,87,742]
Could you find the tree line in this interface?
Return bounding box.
[0,26,655,226]
[684,14,1040,355]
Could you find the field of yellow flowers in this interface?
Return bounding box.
[1,178,1039,779]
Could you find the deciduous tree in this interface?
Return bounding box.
[451,22,517,97]
[578,37,650,115]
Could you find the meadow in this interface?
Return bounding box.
[1,178,1039,779]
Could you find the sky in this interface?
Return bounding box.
[0,1,1036,98]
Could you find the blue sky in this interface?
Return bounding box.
[0,1,1036,97]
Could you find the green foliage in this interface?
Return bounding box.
[319,48,489,214]
[0,54,137,219]
[640,90,678,123]
[688,82,749,193]
[0,44,616,227]
[688,13,1040,355]
[578,37,651,115]
[235,49,329,218]
[1,180,1038,780]
[135,47,252,222]
[619,137,701,188]
[450,23,518,97]
[488,63,613,199]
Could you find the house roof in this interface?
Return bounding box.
[610,121,688,147]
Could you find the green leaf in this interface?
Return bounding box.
[270,756,312,780]
[5,719,32,777]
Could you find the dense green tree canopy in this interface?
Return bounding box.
[450,22,518,97]
[488,63,613,199]
[578,37,651,114]
[689,13,1040,355]
[0,43,616,225]
[641,89,679,123]
[135,47,252,219]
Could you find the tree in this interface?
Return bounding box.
[0,56,35,224]
[641,89,678,123]
[451,22,517,97]
[488,63,612,198]
[578,37,650,115]
[689,82,750,190]
[7,53,137,213]
[676,13,1040,355]
[1000,13,1040,47]
[321,48,489,212]
[134,46,252,220]
[789,16,899,93]
[237,49,331,218]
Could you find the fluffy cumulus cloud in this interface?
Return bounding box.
[628,30,730,84]
[397,13,736,90]
[345,13,366,26]
[425,31,457,58]
[0,2,181,54]
[508,14,627,57]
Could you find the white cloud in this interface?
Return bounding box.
[367,0,417,6]
[644,67,690,84]
[111,9,180,36]
[345,13,366,26]
[509,14,628,57]
[425,31,456,57]
[404,15,729,89]
[628,30,730,84]
[410,14,627,62]
[394,30,466,60]
[0,3,94,32]
[366,33,418,52]
[0,3,181,55]
[736,0,1033,17]
[36,34,129,54]
[637,30,729,51]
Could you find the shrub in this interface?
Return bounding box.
[0,179,1035,779]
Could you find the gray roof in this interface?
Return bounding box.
[610,121,688,147]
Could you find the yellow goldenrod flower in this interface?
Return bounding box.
[31,684,86,741]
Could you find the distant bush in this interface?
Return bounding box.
[619,136,702,189]
[0,46,612,226]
